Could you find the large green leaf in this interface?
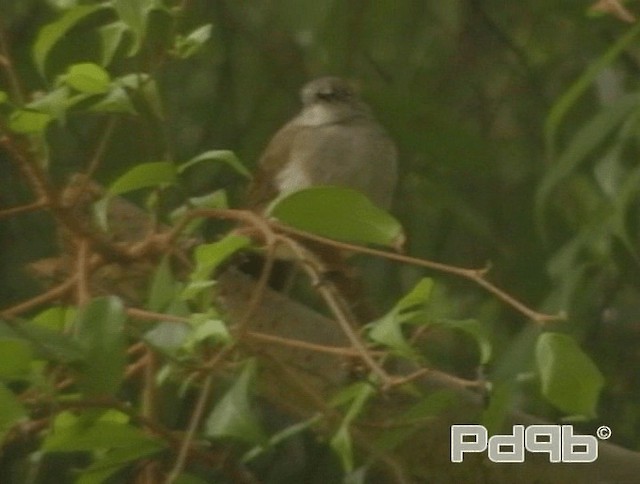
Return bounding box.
[269,186,404,248]
[75,297,127,397]
[536,332,604,418]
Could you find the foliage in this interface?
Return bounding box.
[0,0,639,482]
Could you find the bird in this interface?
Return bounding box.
[245,76,398,323]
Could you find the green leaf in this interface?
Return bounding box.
[75,296,127,397]
[0,383,27,443]
[178,150,250,178]
[0,338,33,379]
[367,278,433,356]
[187,234,252,292]
[33,4,106,76]
[43,411,166,452]
[330,424,354,472]
[13,321,85,363]
[8,110,52,134]
[204,360,266,444]
[64,62,111,94]
[77,444,163,484]
[174,24,213,59]
[147,257,181,312]
[113,0,161,55]
[99,21,130,66]
[535,332,604,418]
[90,85,136,114]
[184,314,231,349]
[545,21,640,157]
[107,161,177,196]
[269,186,404,248]
[0,90,8,104]
[536,93,640,236]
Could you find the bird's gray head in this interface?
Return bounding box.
[300,77,358,107]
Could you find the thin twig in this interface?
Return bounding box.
[0,199,48,219]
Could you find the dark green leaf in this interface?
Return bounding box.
[14,321,85,363]
[75,297,127,396]
[536,332,604,418]
[269,186,404,248]
[33,4,106,76]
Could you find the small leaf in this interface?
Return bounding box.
[187,234,251,288]
[367,278,433,356]
[75,297,127,396]
[113,0,161,56]
[0,91,8,104]
[107,161,177,197]
[536,332,604,418]
[179,150,250,178]
[64,62,111,94]
[270,186,404,248]
[204,360,266,444]
[174,24,213,59]
[33,4,106,76]
[8,110,52,134]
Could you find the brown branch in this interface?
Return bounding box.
[0,276,77,319]
[0,199,48,219]
[270,221,563,324]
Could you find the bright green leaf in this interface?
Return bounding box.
[269,187,404,248]
[90,86,136,114]
[536,332,604,418]
[179,150,250,178]
[33,4,106,76]
[189,234,251,285]
[0,339,33,379]
[75,296,127,396]
[8,110,52,134]
[64,62,111,94]
[174,24,213,59]
[107,161,177,196]
[204,360,266,444]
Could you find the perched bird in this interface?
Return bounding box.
[246,76,398,323]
